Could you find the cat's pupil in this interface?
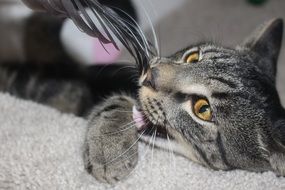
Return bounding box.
[199,105,210,113]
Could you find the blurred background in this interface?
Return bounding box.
[0,0,285,102]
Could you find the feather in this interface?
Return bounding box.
[37,0,157,73]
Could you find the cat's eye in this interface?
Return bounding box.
[185,51,200,63]
[181,47,201,64]
[193,99,212,121]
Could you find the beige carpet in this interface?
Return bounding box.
[1,93,285,189]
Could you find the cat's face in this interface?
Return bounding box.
[137,19,285,174]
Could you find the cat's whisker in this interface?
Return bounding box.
[139,108,166,125]
[99,126,148,167]
[158,22,162,58]
[150,128,157,169]
[94,121,152,171]
[95,124,136,138]
[116,65,138,72]
[120,125,156,180]
[92,63,116,79]
[130,75,140,84]
[92,120,136,137]
[166,133,172,167]
[107,6,151,55]
[93,118,149,151]
[93,1,152,72]
[112,110,134,113]
[116,60,137,66]
[139,109,176,168]
[144,126,157,179]
[110,65,139,78]
[138,0,160,57]
[114,64,137,69]
[167,133,176,169]
[139,108,158,115]
[148,113,162,176]
[106,8,150,56]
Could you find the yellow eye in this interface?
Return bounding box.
[186,51,199,63]
[193,99,212,121]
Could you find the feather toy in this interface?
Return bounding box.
[22,0,157,73]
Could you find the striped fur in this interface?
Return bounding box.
[84,18,285,184]
[2,2,285,184]
[137,19,285,176]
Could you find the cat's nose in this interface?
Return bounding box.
[141,67,158,90]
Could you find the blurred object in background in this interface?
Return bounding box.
[0,1,32,63]
[248,0,267,6]
[0,0,20,4]
[22,0,45,11]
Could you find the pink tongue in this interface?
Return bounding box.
[132,106,146,130]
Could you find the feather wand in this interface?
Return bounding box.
[22,0,157,73]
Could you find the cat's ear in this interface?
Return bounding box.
[239,18,283,77]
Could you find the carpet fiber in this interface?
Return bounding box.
[1,93,285,190]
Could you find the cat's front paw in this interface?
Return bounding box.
[83,95,138,184]
[83,142,138,184]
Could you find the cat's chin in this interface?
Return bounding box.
[132,106,170,140]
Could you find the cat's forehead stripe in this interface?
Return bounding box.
[199,45,227,53]
[181,84,211,97]
[208,77,237,89]
[200,45,218,52]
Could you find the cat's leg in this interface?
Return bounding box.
[83,95,138,184]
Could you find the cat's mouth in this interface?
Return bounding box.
[132,106,169,139]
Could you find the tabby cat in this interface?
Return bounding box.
[84,18,285,183]
[1,1,285,185]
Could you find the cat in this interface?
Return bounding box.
[83,18,285,183]
[1,0,285,185]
